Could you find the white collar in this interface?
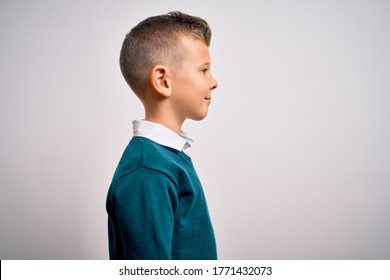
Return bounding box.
[132,120,193,155]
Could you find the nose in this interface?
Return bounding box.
[210,75,218,90]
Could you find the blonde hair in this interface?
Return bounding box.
[119,11,212,97]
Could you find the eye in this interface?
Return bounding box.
[201,68,209,73]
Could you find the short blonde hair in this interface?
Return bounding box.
[119,11,212,97]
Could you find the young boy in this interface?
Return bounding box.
[106,11,218,260]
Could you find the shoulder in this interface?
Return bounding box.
[135,136,193,181]
[112,136,191,185]
[139,137,190,168]
[113,166,177,195]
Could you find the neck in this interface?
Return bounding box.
[142,91,185,134]
[145,112,184,135]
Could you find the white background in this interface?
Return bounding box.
[1,0,389,259]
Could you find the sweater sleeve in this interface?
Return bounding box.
[109,167,178,259]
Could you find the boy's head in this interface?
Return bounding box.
[120,11,218,127]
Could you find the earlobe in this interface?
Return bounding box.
[150,65,172,98]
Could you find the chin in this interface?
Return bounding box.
[190,112,208,121]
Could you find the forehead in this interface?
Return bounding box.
[180,36,211,64]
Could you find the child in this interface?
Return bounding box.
[106,11,218,260]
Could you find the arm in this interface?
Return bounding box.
[110,167,178,259]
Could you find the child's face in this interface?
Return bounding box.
[169,37,218,121]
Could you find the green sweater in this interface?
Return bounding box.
[106,136,217,259]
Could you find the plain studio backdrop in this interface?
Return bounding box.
[1,0,389,259]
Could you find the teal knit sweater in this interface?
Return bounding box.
[106,136,217,259]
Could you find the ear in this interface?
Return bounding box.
[149,65,172,98]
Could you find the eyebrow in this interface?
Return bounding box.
[199,62,210,67]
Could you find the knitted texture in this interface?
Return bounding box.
[106,137,217,259]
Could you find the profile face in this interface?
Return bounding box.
[169,37,218,121]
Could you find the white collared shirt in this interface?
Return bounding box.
[132,120,193,155]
